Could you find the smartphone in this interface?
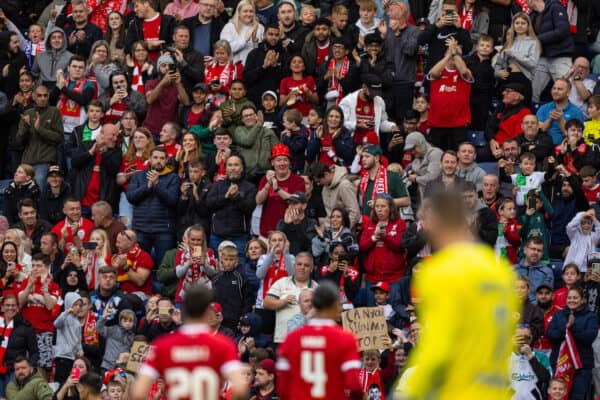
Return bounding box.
[191,246,203,258]
[82,242,98,250]
[211,79,220,86]
[169,63,177,73]
[445,9,454,16]
[158,307,171,317]
[527,196,536,210]
[71,367,81,381]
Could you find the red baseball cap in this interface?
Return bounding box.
[211,302,223,313]
[369,281,390,293]
[258,358,276,375]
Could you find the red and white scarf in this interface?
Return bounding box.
[461,6,473,31]
[327,57,350,105]
[359,166,388,208]
[0,318,14,374]
[262,256,287,300]
[57,79,89,117]
[560,0,577,34]
[131,62,145,95]
[205,62,238,90]
[82,311,99,345]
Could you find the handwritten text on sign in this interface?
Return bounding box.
[341,307,388,351]
[126,341,151,373]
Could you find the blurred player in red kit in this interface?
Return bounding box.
[276,281,363,400]
[130,284,248,400]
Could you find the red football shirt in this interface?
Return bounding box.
[354,96,376,144]
[257,173,305,237]
[142,14,161,62]
[140,324,242,400]
[428,67,471,128]
[277,319,362,400]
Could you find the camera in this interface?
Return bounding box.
[338,254,354,264]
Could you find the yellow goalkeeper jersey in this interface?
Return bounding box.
[395,242,518,400]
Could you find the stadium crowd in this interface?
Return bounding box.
[0,0,600,398]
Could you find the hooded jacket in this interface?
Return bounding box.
[205,176,256,237]
[321,165,360,228]
[409,132,443,192]
[54,291,83,360]
[97,308,136,370]
[473,199,498,246]
[564,212,600,271]
[31,27,73,86]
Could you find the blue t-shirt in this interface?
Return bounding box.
[536,101,584,145]
[193,22,211,56]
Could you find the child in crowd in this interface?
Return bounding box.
[260,90,281,134]
[414,94,430,135]
[547,378,567,400]
[510,152,545,214]
[552,263,580,308]
[54,292,83,384]
[281,108,309,174]
[519,189,552,261]
[359,350,385,400]
[564,209,600,272]
[305,108,324,164]
[299,5,317,29]
[580,166,600,207]
[355,0,380,49]
[464,35,495,132]
[213,242,254,330]
[73,100,104,145]
[97,308,136,371]
[106,380,125,400]
[584,95,600,145]
[495,198,521,264]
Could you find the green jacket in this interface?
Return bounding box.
[220,97,255,131]
[232,124,280,170]
[6,371,53,400]
[156,248,178,300]
[15,105,64,165]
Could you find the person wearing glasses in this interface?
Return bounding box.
[138,297,181,341]
[514,237,554,305]
[509,323,551,399]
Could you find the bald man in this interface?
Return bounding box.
[566,57,594,118]
[71,122,123,218]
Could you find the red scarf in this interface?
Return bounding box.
[461,6,473,31]
[515,0,531,13]
[131,61,145,95]
[327,57,350,104]
[0,318,14,374]
[84,253,100,290]
[359,166,388,208]
[57,79,88,117]
[214,158,226,182]
[83,311,99,345]
[262,256,287,299]
[559,0,577,33]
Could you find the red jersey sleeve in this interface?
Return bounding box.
[217,334,242,378]
[340,331,363,395]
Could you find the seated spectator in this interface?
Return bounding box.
[99,71,147,125]
[205,129,237,182]
[514,237,554,304]
[204,40,244,107]
[485,83,531,161]
[38,165,71,226]
[316,241,360,310]
[306,106,353,168]
[564,210,600,272]
[495,197,520,264]
[423,151,465,198]
[31,28,73,89]
[164,0,200,23]
[220,80,255,130]
[40,232,65,281]
[516,115,554,167]
[181,83,218,140]
[3,164,40,225]
[536,79,584,145]
[139,297,180,341]
[381,110,418,164]
[90,201,125,255]
[580,166,600,207]
[479,174,504,211]
[461,181,497,246]
[404,131,443,198]
[509,323,551,398]
[125,0,175,58]
[276,192,317,256]
[174,132,202,180]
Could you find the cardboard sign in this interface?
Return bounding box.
[341,306,388,351]
[126,341,151,373]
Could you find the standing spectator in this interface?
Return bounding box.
[564,210,600,272]
[220,0,264,66]
[164,0,200,22]
[181,0,227,58]
[40,233,65,281]
[536,78,584,145]
[14,84,64,190]
[170,25,205,94]
[52,292,83,385]
[244,23,288,107]
[279,55,319,118]
[125,41,154,96]
[3,165,40,226]
[277,1,310,55]
[494,12,541,106]
[301,17,335,77]
[138,297,180,341]
[311,163,360,228]
[203,41,244,106]
[143,54,190,136]
[125,0,176,60]
[127,147,180,268]
[104,11,126,66]
[455,142,486,191]
[276,193,318,256]
[404,131,443,198]
[12,199,51,254]
[63,0,103,59]
[5,356,53,400]
[263,252,317,343]
[509,324,551,399]
[17,253,62,377]
[85,41,119,100]
[381,2,419,122]
[517,115,554,165]
[71,123,122,217]
[529,0,575,104]
[316,37,359,107]
[232,106,280,174]
[427,36,473,151]
[359,194,407,305]
[255,144,305,237]
[51,197,94,254]
[0,32,27,99]
[31,28,73,89]
[418,0,473,68]
[514,237,554,304]
[111,230,153,297]
[306,106,354,168]
[90,201,125,254]
[99,71,147,125]
[423,150,465,197]
[462,181,498,246]
[206,155,256,257]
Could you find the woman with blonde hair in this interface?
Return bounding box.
[175,132,202,180]
[86,40,120,97]
[79,228,111,290]
[494,12,540,104]
[204,40,244,106]
[219,0,264,66]
[4,229,32,271]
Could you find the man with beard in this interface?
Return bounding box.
[5,356,53,400]
[533,283,562,358]
[423,150,465,198]
[244,23,289,106]
[127,146,180,268]
[206,155,257,258]
[12,199,52,253]
[277,1,310,55]
[250,359,278,400]
[301,18,336,76]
